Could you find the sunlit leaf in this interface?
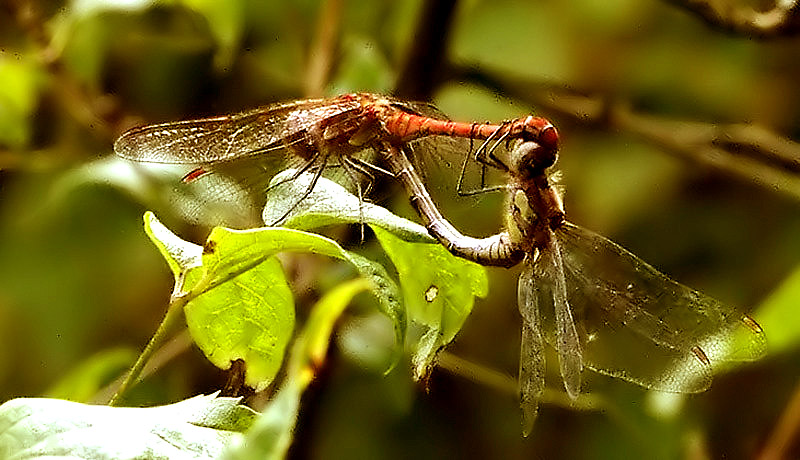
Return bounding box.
[0,393,256,459]
[373,226,488,380]
[291,279,371,383]
[750,263,800,356]
[224,280,369,460]
[223,381,301,460]
[186,255,294,392]
[143,211,203,279]
[265,170,490,380]
[185,226,404,389]
[264,169,434,243]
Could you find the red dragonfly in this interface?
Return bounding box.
[387,138,767,433]
[114,92,558,226]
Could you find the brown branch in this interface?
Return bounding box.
[664,0,800,38]
[394,0,459,100]
[304,0,343,98]
[450,64,800,201]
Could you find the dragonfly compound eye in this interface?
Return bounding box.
[519,117,559,152]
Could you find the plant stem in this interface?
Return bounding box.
[108,294,190,406]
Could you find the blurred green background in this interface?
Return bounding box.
[2,0,800,458]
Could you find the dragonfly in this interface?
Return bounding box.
[114,92,558,227]
[386,139,767,434]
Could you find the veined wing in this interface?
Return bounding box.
[530,236,583,400]
[113,97,360,164]
[113,97,379,227]
[517,261,545,436]
[544,236,584,399]
[546,222,766,393]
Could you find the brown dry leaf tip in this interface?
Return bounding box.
[425,285,439,303]
[742,315,764,334]
[691,345,712,366]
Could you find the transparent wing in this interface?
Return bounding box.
[113,96,380,228]
[147,146,377,228]
[113,97,356,164]
[543,223,766,393]
[542,236,583,399]
[399,100,511,197]
[517,261,545,436]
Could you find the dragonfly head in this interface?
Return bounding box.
[520,116,560,153]
[511,140,558,177]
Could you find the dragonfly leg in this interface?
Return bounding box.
[264,151,321,195]
[346,156,395,180]
[339,157,367,241]
[266,153,328,226]
[457,123,511,197]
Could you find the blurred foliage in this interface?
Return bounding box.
[1,0,800,458]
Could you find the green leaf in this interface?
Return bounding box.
[291,279,372,381]
[0,55,43,148]
[372,226,489,380]
[265,169,490,380]
[186,256,294,392]
[143,211,203,280]
[209,226,405,342]
[186,226,405,389]
[263,169,435,244]
[223,379,301,460]
[224,280,370,460]
[750,263,800,356]
[0,394,256,459]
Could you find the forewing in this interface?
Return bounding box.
[517,261,545,436]
[113,97,357,164]
[113,97,382,228]
[543,237,583,399]
[547,223,766,392]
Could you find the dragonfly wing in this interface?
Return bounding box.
[113,97,358,164]
[114,97,383,227]
[545,237,584,399]
[115,108,291,164]
[549,223,766,393]
[517,261,545,435]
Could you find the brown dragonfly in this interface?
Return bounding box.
[385,139,767,434]
[114,92,558,227]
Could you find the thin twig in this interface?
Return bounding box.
[304,0,343,98]
[663,0,800,38]
[108,294,190,406]
[94,330,192,405]
[436,351,604,411]
[450,64,800,201]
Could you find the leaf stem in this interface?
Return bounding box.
[108,294,190,406]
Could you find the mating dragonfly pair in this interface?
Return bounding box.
[115,92,766,431]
